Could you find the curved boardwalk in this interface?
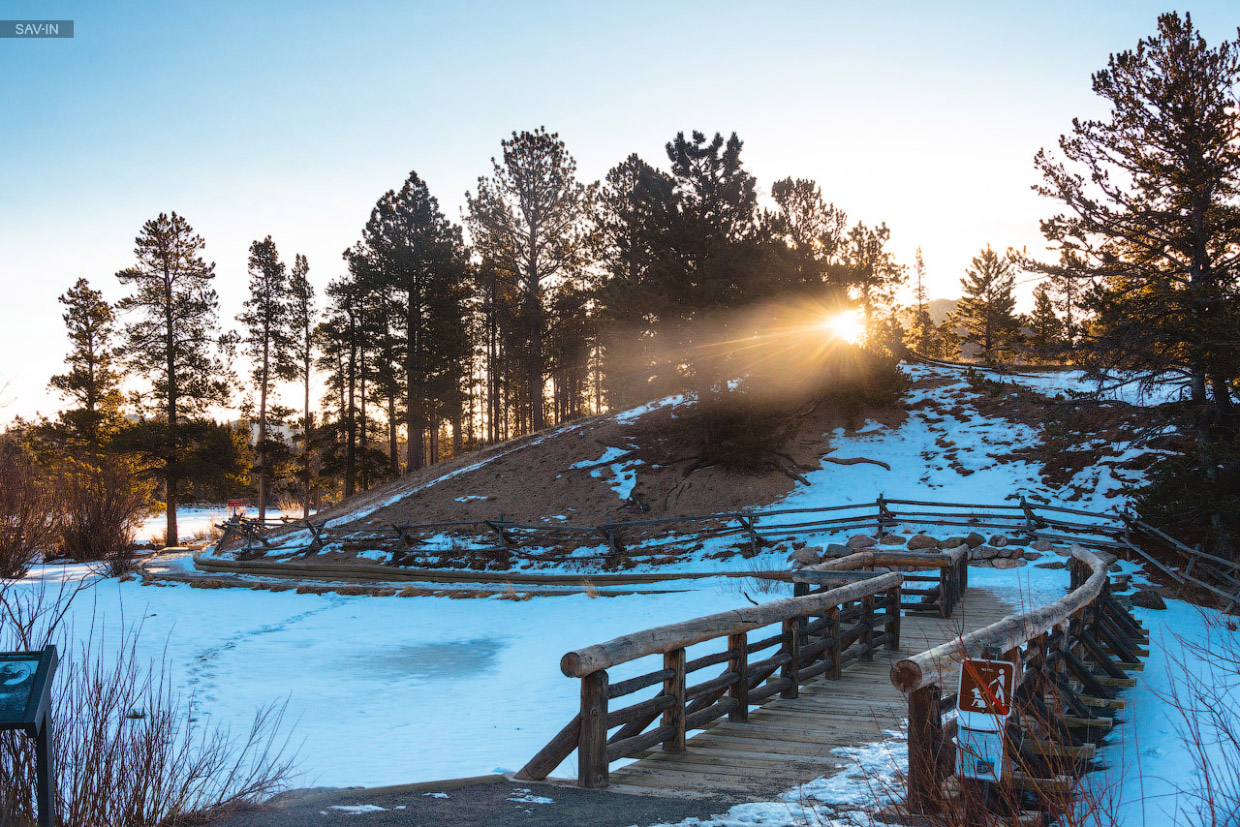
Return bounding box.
[601,586,1013,799]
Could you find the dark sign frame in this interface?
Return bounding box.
[0,646,58,827]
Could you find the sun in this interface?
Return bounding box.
[824,310,865,345]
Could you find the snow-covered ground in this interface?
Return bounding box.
[12,364,1228,824]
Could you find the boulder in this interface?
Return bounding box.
[1053,546,1071,557]
[1023,551,1044,561]
[824,543,851,557]
[992,557,1027,569]
[907,534,938,550]
[879,534,907,546]
[966,532,986,548]
[969,546,999,561]
[1032,539,1053,552]
[939,536,967,549]
[1131,589,1167,611]
[1035,561,1067,570]
[847,534,877,549]
[968,560,995,568]
[788,548,821,568]
[989,535,1009,548]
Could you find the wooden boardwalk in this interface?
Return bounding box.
[603,586,1014,798]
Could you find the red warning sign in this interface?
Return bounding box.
[957,658,1016,717]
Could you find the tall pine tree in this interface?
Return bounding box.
[287,254,317,517]
[239,236,293,520]
[49,278,123,448]
[116,213,232,543]
[953,245,1022,364]
[466,128,592,433]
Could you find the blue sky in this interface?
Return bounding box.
[1,1,1237,421]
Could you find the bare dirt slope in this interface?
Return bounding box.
[301,394,905,536]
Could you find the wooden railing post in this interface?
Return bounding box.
[861,594,875,661]
[887,586,902,649]
[938,564,953,618]
[827,606,842,679]
[579,670,609,788]
[662,648,686,753]
[728,632,748,722]
[780,617,800,698]
[907,683,943,813]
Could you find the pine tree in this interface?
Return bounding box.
[49,278,123,448]
[287,254,316,517]
[1032,12,1240,554]
[466,128,591,433]
[357,171,471,470]
[659,131,762,400]
[766,177,849,299]
[844,222,905,336]
[589,154,677,408]
[116,212,232,544]
[1028,283,1065,362]
[952,245,1022,364]
[239,236,293,520]
[907,248,939,356]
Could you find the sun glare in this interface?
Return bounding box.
[825,311,865,345]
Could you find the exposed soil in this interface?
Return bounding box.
[264,392,905,545]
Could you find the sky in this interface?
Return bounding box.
[1,1,1237,422]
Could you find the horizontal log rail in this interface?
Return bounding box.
[216,497,1130,569]
[518,564,908,787]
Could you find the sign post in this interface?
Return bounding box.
[0,645,58,826]
[226,499,248,519]
[954,657,1016,782]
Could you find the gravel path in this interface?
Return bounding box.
[209,777,743,827]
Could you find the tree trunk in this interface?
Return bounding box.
[257,337,269,522]
[303,363,312,519]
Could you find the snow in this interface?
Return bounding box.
[23,363,1230,823]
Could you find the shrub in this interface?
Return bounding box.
[56,458,151,573]
[0,438,58,579]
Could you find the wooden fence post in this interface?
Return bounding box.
[938,564,953,619]
[579,671,609,788]
[728,632,749,722]
[663,648,686,753]
[907,683,943,814]
[780,617,801,698]
[828,606,842,679]
[861,594,875,661]
[887,586,902,649]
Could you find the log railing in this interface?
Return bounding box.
[803,546,969,618]
[891,546,1147,813]
[220,496,1129,566]
[517,567,905,788]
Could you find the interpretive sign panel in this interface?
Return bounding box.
[0,653,41,726]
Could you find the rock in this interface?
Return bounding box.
[1032,539,1053,552]
[966,532,986,548]
[992,557,1027,569]
[989,535,1008,548]
[1108,563,1122,572]
[825,543,851,557]
[939,536,967,549]
[879,534,907,546]
[969,546,999,561]
[1023,551,1044,561]
[968,560,995,568]
[1131,589,1167,611]
[846,535,877,549]
[1035,561,1067,569]
[792,540,807,550]
[907,534,938,550]
[788,548,821,568]
[1053,546,1071,557]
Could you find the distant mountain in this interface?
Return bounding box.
[927,298,957,324]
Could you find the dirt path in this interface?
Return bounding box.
[209,777,740,827]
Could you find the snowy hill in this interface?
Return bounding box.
[208,362,1171,572]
